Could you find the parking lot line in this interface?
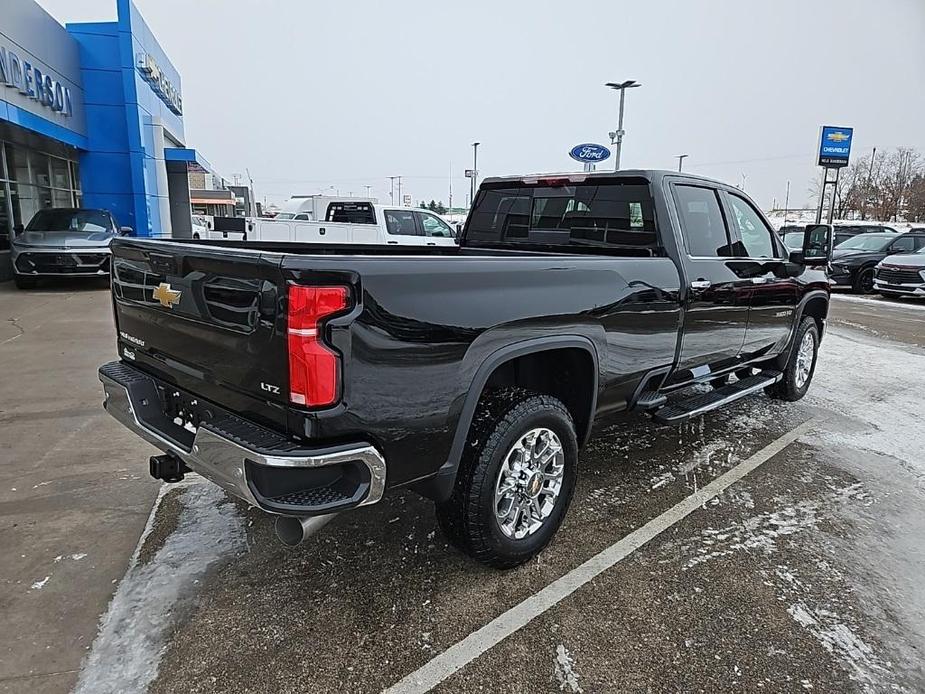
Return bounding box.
[383,418,820,694]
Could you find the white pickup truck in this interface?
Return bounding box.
[203,201,459,247]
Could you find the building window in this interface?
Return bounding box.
[0,138,81,253]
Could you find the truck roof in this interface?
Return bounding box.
[481,169,724,187]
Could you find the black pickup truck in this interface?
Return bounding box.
[99,171,832,568]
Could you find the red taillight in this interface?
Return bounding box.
[287,285,350,407]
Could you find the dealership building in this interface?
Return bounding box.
[0,0,216,280]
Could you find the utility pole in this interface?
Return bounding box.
[676,154,688,171]
[388,176,398,205]
[397,176,403,206]
[784,180,790,221]
[245,168,257,217]
[740,173,747,192]
[862,146,876,220]
[470,142,480,207]
[448,162,453,210]
[605,80,641,171]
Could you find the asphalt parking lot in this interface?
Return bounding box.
[2,283,924,694]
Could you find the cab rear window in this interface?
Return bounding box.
[466,181,658,253]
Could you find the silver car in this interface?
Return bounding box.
[10,208,131,289]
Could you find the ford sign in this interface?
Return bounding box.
[569,143,611,163]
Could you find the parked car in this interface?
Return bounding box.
[191,215,211,239]
[10,208,131,289]
[779,223,895,252]
[874,246,925,298]
[829,231,925,293]
[833,223,899,247]
[98,170,831,568]
[239,202,458,246]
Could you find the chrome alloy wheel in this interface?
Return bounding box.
[493,427,565,540]
[794,330,815,388]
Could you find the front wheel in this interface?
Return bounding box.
[766,317,819,401]
[853,267,875,294]
[436,388,578,569]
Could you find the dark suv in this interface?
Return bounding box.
[830,231,925,293]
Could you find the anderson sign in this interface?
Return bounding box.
[0,45,74,117]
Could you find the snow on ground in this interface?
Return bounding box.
[73,481,246,694]
[831,293,925,313]
[809,330,925,471]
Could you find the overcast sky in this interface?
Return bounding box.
[39,0,925,210]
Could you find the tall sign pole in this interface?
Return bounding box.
[815,125,853,224]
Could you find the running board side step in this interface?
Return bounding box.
[652,370,783,424]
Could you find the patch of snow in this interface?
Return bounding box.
[681,501,820,570]
[786,602,886,686]
[73,482,245,694]
[831,293,925,313]
[30,576,50,590]
[554,644,583,693]
[810,332,925,472]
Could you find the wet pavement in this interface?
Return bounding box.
[1,286,923,693]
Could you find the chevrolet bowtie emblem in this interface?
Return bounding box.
[152,282,182,308]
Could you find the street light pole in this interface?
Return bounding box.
[388,176,397,205]
[676,154,688,171]
[470,142,480,207]
[605,80,641,171]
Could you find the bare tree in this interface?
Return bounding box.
[878,148,920,221]
[906,174,925,222]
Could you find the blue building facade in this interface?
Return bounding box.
[0,0,208,280]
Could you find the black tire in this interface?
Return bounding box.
[13,274,37,289]
[436,387,578,569]
[766,317,819,402]
[853,267,875,294]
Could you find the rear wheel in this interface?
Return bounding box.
[853,267,875,294]
[766,317,819,401]
[13,274,37,290]
[436,388,578,569]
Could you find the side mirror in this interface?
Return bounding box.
[801,224,832,264]
[13,223,24,237]
[119,226,133,236]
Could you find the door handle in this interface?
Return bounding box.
[690,279,712,290]
[387,240,398,244]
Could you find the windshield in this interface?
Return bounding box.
[835,234,893,252]
[26,209,114,234]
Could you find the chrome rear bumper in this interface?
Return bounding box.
[99,362,386,515]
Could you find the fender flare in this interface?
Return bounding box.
[774,289,830,369]
[416,335,599,502]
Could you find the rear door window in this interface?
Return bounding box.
[673,185,734,257]
[384,209,419,236]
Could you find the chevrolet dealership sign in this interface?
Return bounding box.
[0,45,73,117]
[137,52,183,115]
[817,125,853,168]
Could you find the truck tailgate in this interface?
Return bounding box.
[110,238,290,430]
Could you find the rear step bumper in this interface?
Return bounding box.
[98,361,386,516]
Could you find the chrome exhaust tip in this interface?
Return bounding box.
[274,514,336,547]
